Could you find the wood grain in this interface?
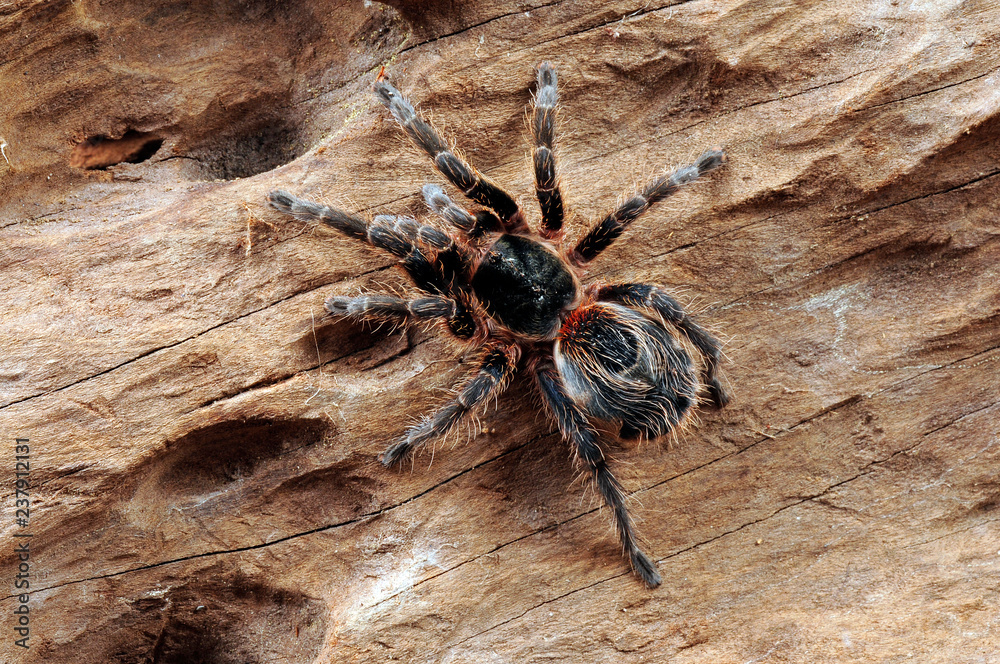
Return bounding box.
[1,1,998,662]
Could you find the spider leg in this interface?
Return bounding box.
[328,289,477,339]
[374,80,527,233]
[326,294,456,322]
[397,246,479,339]
[570,149,725,265]
[267,190,478,338]
[381,344,519,467]
[423,184,503,239]
[531,62,565,239]
[267,190,457,257]
[595,283,729,408]
[535,365,662,588]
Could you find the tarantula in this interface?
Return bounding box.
[267,63,729,587]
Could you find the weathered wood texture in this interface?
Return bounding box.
[2,0,999,662]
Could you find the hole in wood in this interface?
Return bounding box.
[70,130,163,169]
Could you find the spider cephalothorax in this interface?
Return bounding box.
[267,63,729,587]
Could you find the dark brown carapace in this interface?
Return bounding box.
[267,62,729,587]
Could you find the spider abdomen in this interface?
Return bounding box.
[555,303,697,440]
[471,234,577,338]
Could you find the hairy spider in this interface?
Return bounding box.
[267,63,729,587]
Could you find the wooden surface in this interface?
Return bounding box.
[2,0,999,662]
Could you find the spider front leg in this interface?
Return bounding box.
[326,294,456,322]
[374,80,527,233]
[535,365,661,588]
[531,62,565,239]
[595,283,729,408]
[570,149,726,265]
[267,190,457,258]
[381,344,519,467]
[267,190,479,338]
[327,291,478,340]
[423,184,502,240]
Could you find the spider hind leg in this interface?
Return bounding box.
[536,365,661,587]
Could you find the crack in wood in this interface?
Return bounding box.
[2,34,978,414]
[712,170,1000,313]
[858,67,1000,112]
[3,429,543,601]
[383,352,999,646]
[903,515,1000,550]
[399,0,570,53]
